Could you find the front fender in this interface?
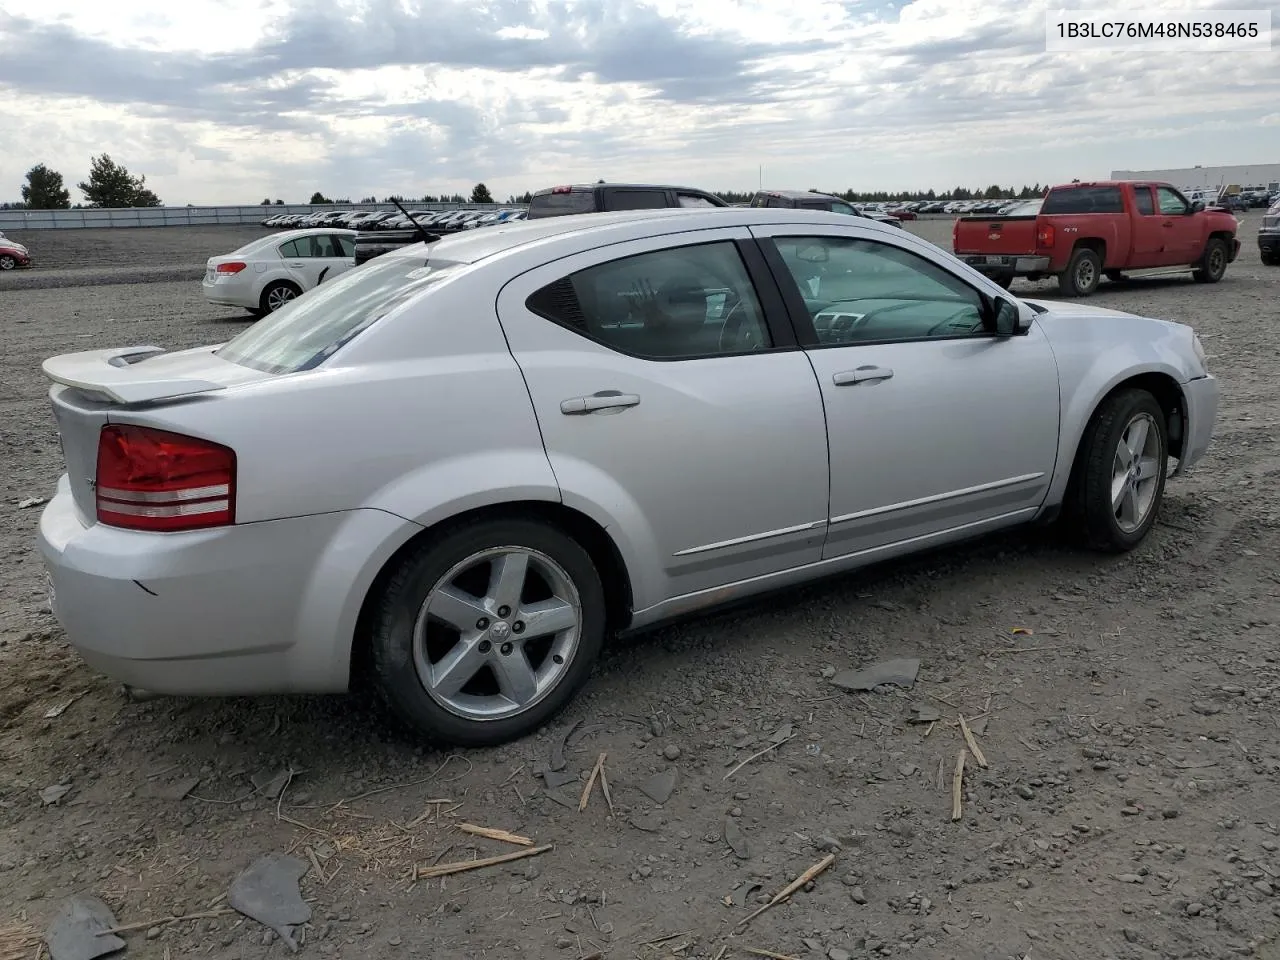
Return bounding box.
[1038,311,1198,507]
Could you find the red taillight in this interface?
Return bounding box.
[95,425,236,532]
[551,185,572,194]
[216,261,247,274]
[952,217,959,248]
[1035,224,1055,249]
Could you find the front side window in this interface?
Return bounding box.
[1157,187,1190,215]
[770,235,987,344]
[217,253,465,374]
[525,241,771,359]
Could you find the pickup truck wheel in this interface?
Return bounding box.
[1058,248,1101,297]
[1193,238,1228,283]
[1067,388,1168,553]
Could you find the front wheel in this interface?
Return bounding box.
[1058,247,1101,297]
[1067,388,1168,552]
[369,517,607,746]
[0,255,15,271]
[1193,238,1228,283]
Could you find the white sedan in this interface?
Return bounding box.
[38,208,1217,746]
[202,228,357,317]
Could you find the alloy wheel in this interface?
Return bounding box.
[1111,413,1161,533]
[267,286,297,310]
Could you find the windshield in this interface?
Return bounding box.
[216,252,465,374]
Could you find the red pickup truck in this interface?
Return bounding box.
[952,180,1241,296]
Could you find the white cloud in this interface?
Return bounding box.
[0,0,1277,205]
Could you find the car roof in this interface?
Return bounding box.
[422,206,904,265]
[270,227,357,238]
[758,189,846,201]
[532,182,715,195]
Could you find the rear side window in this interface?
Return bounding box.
[677,193,719,208]
[603,190,670,211]
[278,239,301,258]
[216,254,465,374]
[1041,186,1124,214]
[528,191,596,218]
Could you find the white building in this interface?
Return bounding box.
[1109,163,1280,193]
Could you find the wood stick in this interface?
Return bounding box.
[97,909,234,936]
[598,763,615,817]
[958,715,989,769]
[736,853,836,929]
[458,822,534,846]
[414,844,552,880]
[579,752,606,812]
[741,948,803,960]
[951,748,967,822]
[723,734,796,781]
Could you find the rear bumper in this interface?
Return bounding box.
[958,254,1051,276]
[1171,375,1219,477]
[201,277,254,309]
[37,476,413,696]
[1258,230,1280,257]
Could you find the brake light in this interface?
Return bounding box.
[551,186,572,194]
[1035,224,1055,249]
[216,261,247,274]
[95,425,236,532]
[952,217,959,248]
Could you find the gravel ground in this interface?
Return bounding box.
[2,218,1279,960]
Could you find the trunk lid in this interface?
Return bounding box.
[952,216,1038,255]
[44,345,274,525]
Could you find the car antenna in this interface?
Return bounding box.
[390,197,439,245]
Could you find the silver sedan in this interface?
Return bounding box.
[37,208,1218,745]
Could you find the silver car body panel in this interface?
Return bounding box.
[37,207,1219,694]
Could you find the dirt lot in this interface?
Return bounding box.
[2,219,1279,960]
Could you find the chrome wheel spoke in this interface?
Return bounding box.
[1135,456,1160,481]
[1125,418,1149,460]
[429,640,487,699]
[518,598,577,638]
[487,552,529,610]
[427,586,489,632]
[1116,485,1141,527]
[1111,476,1128,512]
[492,651,539,706]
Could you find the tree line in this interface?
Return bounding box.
[7,161,1051,211]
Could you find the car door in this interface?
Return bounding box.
[320,234,355,282]
[277,236,329,290]
[1154,186,1200,262]
[750,224,1061,561]
[1128,185,1169,267]
[494,228,831,604]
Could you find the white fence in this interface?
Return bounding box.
[0,202,518,231]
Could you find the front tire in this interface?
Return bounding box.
[369,517,607,747]
[1066,388,1168,552]
[0,255,15,271]
[1193,238,1228,283]
[259,280,300,314]
[1058,247,1101,297]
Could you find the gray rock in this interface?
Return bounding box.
[1123,929,1140,943]
[829,950,853,960]
[850,886,868,905]
[639,769,677,805]
[44,895,125,960]
[541,769,578,790]
[1017,785,1035,800]
[40,783,72,805]
[1253,880,1274,896]
[1186,902,1205,916]
[662,744,682,761]
[228,853,311,952]
[724,818,750,859]
[830,658,920,693]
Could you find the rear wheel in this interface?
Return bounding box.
[260,280,300,314]
[1260,252,1279,267]
[1066,388,1168,552]
[1058,247,1101,297]
[369,517,607,746]
[1193,238,1228,283]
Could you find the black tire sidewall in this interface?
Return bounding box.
[1078,390,1168,551]
[370,518,606,747]
[1197,239,1227,281]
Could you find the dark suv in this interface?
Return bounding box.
[747,190,902,228]
[526,182,728,219]
[1259,200,1280,267]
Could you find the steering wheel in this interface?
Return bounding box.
[717,298,762,352]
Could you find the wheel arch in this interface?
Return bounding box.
[348,501,635,687]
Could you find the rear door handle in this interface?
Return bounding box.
[560,391,641,414]
[833,366,894,386]
[286,261,305,267]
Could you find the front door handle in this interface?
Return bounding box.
[560,391,641,414]
[1162,221,1174,228]
[286,261,305,266]
[833,366,894,386]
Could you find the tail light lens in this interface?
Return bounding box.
[216,261,247,274]
[952,218,959,248]
[95,425,236,532]
[1035,224,1055,249]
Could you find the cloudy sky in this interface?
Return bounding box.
[1,0,1277,205]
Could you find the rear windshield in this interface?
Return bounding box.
[1041,186,1124,214]
[216,253,464,374]
[528,191,596,218]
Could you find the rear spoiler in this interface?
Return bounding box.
[41,346,226,404]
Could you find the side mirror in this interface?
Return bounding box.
[993,297,1019,336]
[1190,200,1205,213]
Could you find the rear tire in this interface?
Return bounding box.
[1065,388,1168,553]
[1193,238,1228,283]
[1058,248,1101,297]
[259,280,301,314]
[369,517,607,747]
[1261,252,1280,267]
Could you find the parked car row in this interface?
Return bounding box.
[260,208,528,232]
